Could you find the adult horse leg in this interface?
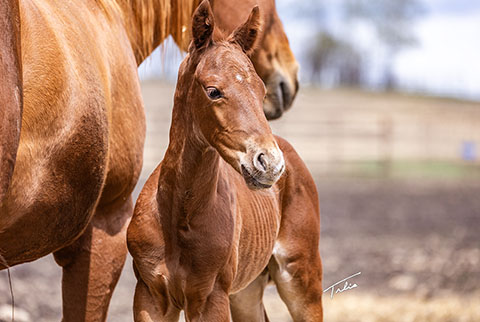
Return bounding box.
[268,138,324,322]
[53,196,132,322]
[229,269,270,322]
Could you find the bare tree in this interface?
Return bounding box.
[344,0,425,89]
[308,31,364,86]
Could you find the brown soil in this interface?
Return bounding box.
[1,178,479,321]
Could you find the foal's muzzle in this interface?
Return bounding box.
[241,147,285,190]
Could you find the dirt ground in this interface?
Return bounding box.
[1,179,479,321]
[1,83,479,321]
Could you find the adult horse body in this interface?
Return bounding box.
[0,0,22,219]
[0,0,298,320]
[1,1,149,320]
[128,2,323,321]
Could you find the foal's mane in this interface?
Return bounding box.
[97,0,201,61]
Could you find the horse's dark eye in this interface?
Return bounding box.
[206,87,222,100]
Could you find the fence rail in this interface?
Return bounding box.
[141,82,480,177]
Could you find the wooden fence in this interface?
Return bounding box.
[140,82,480,178]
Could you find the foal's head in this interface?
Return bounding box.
[180,0,285,190]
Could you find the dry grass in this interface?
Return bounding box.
[323,293,480,322]
[263,287,480,322]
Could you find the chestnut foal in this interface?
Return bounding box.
[127,1,323,321]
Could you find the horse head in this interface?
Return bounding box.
[182,0,285,189]
[211,0,299,120]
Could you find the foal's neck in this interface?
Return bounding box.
[162,77,221,200]
[112,0,199,64]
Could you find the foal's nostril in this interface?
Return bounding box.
[257,153,267,171]
[253,152,268,173]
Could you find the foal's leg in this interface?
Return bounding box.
[269,142,324,322]
[269,215,323,322]
[53,196,132,322]
[184,284,231,322]
[133,278,180,322]
[230,269,270,322]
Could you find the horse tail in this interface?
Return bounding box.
[0,0,23,206]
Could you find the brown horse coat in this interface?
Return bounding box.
[128,2,323,321]
[0,0,22,213]
[1,1,195,320]
[212,0,299,119]
[0,0,299,320]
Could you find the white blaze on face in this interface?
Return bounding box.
[236,74,243,82]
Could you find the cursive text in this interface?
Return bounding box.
[323,272,361,299]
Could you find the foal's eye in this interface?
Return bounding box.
[206,87,223,100]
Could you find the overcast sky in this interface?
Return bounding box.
[428,0,480,14]
[139,0,480,100]
[392,0,480,99]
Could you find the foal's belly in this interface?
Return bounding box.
[231,188,281,293]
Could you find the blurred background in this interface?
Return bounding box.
[1,0,479,321]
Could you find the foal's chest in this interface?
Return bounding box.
[231,190,281,292]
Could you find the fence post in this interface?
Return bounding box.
[380,116,393,177]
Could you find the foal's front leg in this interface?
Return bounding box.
[184,284,231,322]
[269,206,324,321]
[230,269,270,322]
[269,146,324,322]
[53,196,132,322]
[133,278,180,322]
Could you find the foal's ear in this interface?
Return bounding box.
[231,6,261,55]
[191,0,215,51]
